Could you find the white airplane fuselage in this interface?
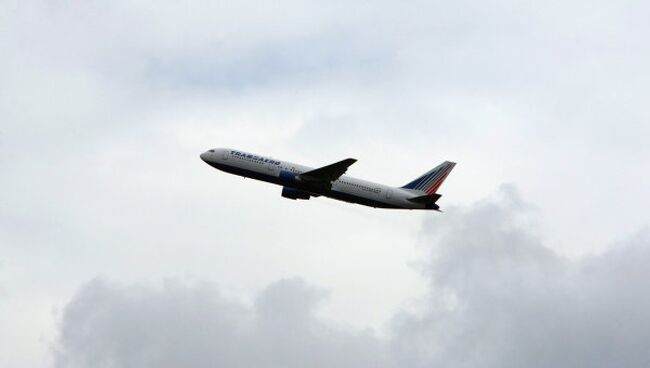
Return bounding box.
[200,148,454,210]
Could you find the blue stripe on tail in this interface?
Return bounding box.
[401,161,456,192]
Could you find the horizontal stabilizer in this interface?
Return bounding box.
[299,158,357,183]
[408,193,442,204]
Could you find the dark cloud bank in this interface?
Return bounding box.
[54,186,650,368]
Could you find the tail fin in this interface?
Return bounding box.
[401,161,456,194]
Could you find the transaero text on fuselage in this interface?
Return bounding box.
[231,150,281,165]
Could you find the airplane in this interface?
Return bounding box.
[200,148,456,210]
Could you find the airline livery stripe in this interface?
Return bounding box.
[427,176,446,194]
[418,173,440,191]
[401,161,455,191]
[410,173,433,190]
[416,167,444,190]
[411,176,429,190]
[426,166,454,194]
[416,171,438,191]
[422,166,450,193]
[418,166,448,191]
[429,167,453,189]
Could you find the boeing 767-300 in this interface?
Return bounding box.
[200,148,455,210]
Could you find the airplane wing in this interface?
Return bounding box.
[298,158,357,183]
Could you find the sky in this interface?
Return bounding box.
[1,0,649,367]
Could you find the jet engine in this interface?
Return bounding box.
[281,186,310,200]
[279,170,298,182]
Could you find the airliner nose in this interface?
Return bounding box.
[200,151,209,163]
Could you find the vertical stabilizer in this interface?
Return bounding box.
[401,161,456,194]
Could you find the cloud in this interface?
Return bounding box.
[3,1,650,366]
[54,277,388,368]
[391,185,650,368]
[54,186,650,367]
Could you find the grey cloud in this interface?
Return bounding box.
[391,185,650,368]
[54,186,650,367]
[54,277,389,368]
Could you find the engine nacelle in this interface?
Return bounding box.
[279,170,298,182]
[281,186,310,200]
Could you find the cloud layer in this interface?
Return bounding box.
[3,1,650,366]
[54,278,388,368]
[54,187,650,367]
[392,186,650,367]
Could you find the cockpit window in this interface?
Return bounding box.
[209,149,215,152]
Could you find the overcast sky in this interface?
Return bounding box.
[1,1,649,367]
